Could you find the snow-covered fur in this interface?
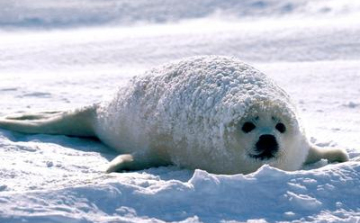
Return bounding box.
[95,56,328,174]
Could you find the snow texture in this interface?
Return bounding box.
[0,0,360,222]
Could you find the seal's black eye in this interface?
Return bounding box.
[242,122,256,133]
[276,123,286,133]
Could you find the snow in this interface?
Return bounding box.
[0,0,360,222]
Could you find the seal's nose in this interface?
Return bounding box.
[256,134,278,154]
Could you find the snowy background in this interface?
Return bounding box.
[0,0,360,222]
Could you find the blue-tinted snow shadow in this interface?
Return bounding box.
[0,128,116,161]
[87,164,360,222]
[0,128,194,182]
[138,166,194,182]
[4,163,358,223]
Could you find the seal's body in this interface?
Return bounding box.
[0,56,348,174]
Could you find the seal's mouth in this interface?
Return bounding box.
[249,134,279,161]
[249,151,277,160]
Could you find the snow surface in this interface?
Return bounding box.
[0,0,360,222]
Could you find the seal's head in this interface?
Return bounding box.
[226,100,308,173]
[237,108,289,161]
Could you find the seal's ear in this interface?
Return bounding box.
[305,144,349,164]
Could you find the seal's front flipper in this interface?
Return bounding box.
[106,154,135,173]
[106,153,170,173]
[305,144,349,164]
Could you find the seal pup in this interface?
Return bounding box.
[0,56,349,174]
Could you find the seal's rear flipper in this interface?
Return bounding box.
[305,144,349,164]
[0,106,96,137]
[4,111,64,121]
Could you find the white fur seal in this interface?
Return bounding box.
[0,56,348,174]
